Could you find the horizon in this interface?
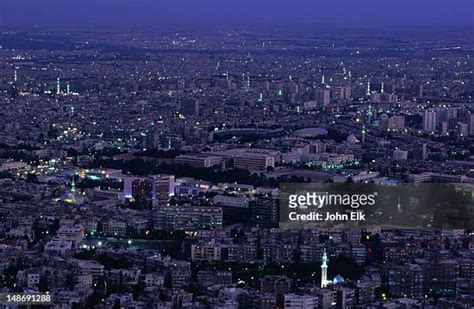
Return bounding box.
[1,0,473,29]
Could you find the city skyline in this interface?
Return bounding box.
[0,1,473,308]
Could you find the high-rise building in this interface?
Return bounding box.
[447,107,458,120]
[441,121,449,136]
[382,264,423,298]
[458,122,469,137]
[412,143,428,161]
[418,84,424,97]
[146,131,161,150]
[132,177,155,204]
[338,85,352,100]
[287,81,299,94]
[180,99,200,117]
[381,93,398,103]
[217,78,231,90]
[423,109,437,132]
[250,199,279,227]
[153,174,175,206]
[469,114,474,136]
[371,92,381,103]
[260,275,293,295]
[123,177,133,199]
[191,241,222,261]
[388,115,405,131]
[335,286,357,308]
[315,88,330,107]
[455,278,474,307]
[124,175,175,207]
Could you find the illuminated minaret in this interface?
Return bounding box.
[67,83,71,95]
[14,70,18,83]
[362,124,366,143]
[321,249,328,288]
[56,78,61,95]
[381,82,385,94]
[321,74,325,85]
[70,177,76,203]
[366,81,371,96]
[367,104,373,126]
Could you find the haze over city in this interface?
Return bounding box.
[1,0,473,28]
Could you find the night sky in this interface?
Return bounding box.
[0,0,473,28]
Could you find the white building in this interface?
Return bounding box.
[175,154,224,168]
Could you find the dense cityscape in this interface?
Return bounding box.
[0,21,473,308]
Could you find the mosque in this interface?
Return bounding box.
[321,249,345,288]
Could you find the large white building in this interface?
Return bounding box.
[234,153,275,170]
[175,154,224,168]
[209,148,279,170]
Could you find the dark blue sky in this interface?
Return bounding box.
[1,0,473,28]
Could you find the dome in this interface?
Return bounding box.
[293,127,328,138]
[346,134,358,144]
[333,275,345,285]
